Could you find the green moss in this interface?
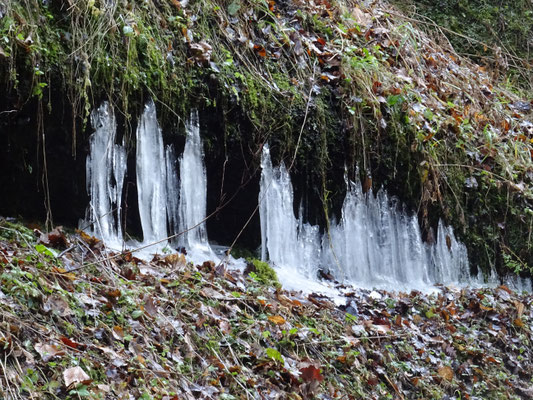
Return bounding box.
[249,258,280,288]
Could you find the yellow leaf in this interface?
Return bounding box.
[268,315,286,325]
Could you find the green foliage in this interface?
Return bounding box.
[265,347,284,364]
[34,244,56,258]
[0,220,35,242]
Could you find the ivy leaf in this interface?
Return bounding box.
[35,244,57,257]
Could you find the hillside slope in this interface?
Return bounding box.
[0,220,532,399]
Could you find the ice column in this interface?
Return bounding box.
[136,100,168,245]
[82,102,127,246]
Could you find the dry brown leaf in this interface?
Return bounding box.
[164,253,186,268]
[513,318,525,328]
[39,226,68,248]
[199,287,225,300]
[43,295,72,317]
[219,320,231,334]
[63,366,91,388]
[112,326,124,341]
[300,363,324,382]
[51,267,77,281]
[77,230,100,246]
[352,7,372,27]
[60,337,85,350]
[514,301,525,318]
[35,343,64,361]
[437,365,454,382]
[144,296,158,317]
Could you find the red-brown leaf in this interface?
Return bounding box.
[60,336,85,350]
[300,364,324,382]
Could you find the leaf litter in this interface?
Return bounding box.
[0,219,531,399]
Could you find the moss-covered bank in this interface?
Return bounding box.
[0,0,532,277]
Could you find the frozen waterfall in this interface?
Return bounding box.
[259,144,476,291]
[259,145,320,280]
[82,102,528,292]
[83,102,213,261]
[81,102,127,247]
[135,105,213,260]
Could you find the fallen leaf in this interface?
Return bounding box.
[105,289,121,299]
[268,315,286,325]
[189,41,212,64]
[43,295,72,317]
[143,296,158,317]
[513,318,525,328]
[352,7,372,27]
[200,287,225,299]
[300,364,324,382]
[164,253,186,268]
[39,226,68,248]
[112,326,124,341]
[63,366,91,388]
[35,343,65,361]
[253,44,267,57]
[60,337,85,350]
[52,267,77,281]
[437,365,454,382]
[77,230,100,247]
[514,301,525,318]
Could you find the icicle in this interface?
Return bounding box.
[178,110,211,253]
[259,145,318,279]
[81,102,126,247]
[136,100,168,245]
